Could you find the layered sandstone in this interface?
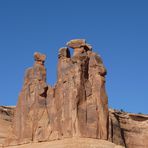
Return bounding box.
[0,106,14,147]
[6,52,49,145]
[0,39,147,148]
[50,39,108,140]
[109,109,148,148]
[1,107,148,148]
[4,40,109,146]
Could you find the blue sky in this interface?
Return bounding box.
[0,0,148,114]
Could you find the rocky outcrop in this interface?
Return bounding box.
[1,107,148,148]
[0,106,14,146]
[109,109,148,148]
[4,39,109,146]
[0,39,148,148]
[47,39,108,140]
[6,52,49,145]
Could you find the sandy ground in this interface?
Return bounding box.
[7,138,124,148]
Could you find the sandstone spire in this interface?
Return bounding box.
[6,40,109,145]
[7,52,49,145]
[46,39,108,140]
[2,41,148,148]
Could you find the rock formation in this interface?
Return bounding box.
[0,106,14,147]
[109,109,148,148]
[0,39,148,148]
[5,39,109,146]
[47,39,108,141]
[7,52,49,145]
[1,107,148,148]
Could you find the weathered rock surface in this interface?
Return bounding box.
[0,39,147,148]
[109,109,148,148]
[0,106,14,147]
[5,52,49,145]
[0,107,148,148]
[47,39,108,141]
[4,40,109,146]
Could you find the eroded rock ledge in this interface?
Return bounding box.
[1,107,148,148]
[0,39,148,148]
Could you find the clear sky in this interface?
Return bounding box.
[0,0,148,114]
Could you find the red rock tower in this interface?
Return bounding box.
[6,40,109,145]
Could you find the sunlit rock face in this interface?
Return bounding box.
[48,39,108,140]
[109,109,148,148]
[1,106,148,147]
[6,52,49,145]
[1,40,148,148]
[4,40,109,146]
[3,40,148,148]
[0,106,14,146]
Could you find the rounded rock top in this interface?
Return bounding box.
[66,39,92,51]
[34,52,46,62]
[66,39,86,48]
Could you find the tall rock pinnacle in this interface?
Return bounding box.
[6,40,109,146]
[2,40,148,148]
[55,39,108,139]
[8,52,49,145]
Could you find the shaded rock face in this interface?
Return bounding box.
[5,40,109,146]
